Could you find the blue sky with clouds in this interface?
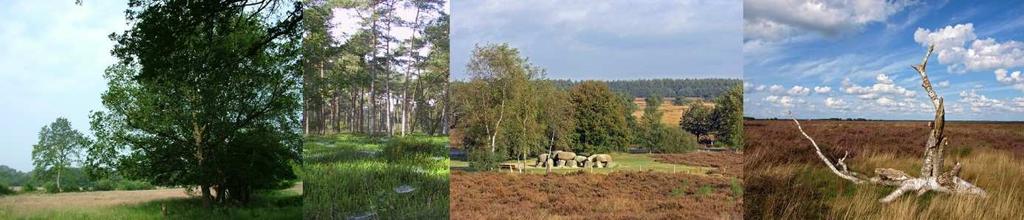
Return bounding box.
[0,1,127,171]
[744,0,1024,121]
[451,0,742,81]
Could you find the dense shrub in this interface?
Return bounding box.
[656,127,699,153]
[117,180,155,191]
[43,182,81,193]
[0,182,13,195]
[92,179,116,191]
[21,182,37,193]
[468,149,504,171]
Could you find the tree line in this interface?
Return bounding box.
[550,78,740,99]
[303,0,450,137]
[451,44,743,170]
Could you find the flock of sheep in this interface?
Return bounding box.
[534,151,613,168]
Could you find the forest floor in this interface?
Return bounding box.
[744,120,1024,219]
[0,185,302,219]
[450,151,742,219]
[302,134,449,219]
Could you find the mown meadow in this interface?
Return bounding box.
[302,134,449,219]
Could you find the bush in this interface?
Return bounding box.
[657,127,699,153]
[93,179,116,191]
[117,180,155,191]
[43,182,81,193]
[0,182,13,195]
[468,149,504,171]
[21,182,37,193]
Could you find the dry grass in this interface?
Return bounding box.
[0,188,190,215]
[745,120,1024,219]
[632,98,714,125]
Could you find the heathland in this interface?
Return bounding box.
[744,120,1024,219]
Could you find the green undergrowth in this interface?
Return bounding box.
[303,133,449,219]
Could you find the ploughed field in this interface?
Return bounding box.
[744,120,1024,219]
[450,151,742,219]
[302,134,449,219]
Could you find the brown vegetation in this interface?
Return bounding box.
[652,152,743,177]
[0,188,189,214]
[632,98,713,125]
[744,119,1024,219]
[451,171,741,219]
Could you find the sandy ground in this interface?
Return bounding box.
[0,188,190,213]
[632,98,714,125]
[0,183,302,215]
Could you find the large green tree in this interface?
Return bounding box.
[32,117,88,192]
[98,0,303,205]
[711,85,743,148]
[568,81,629,153]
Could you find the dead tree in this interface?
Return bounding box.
[791,45,987,203]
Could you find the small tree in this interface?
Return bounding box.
[32,117,88,193]
[680,103,714,140]
[711,85,743,149]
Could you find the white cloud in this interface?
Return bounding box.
[768,84,785,94]
[744,0,913,41]
[936,80,950,88]
[914,23,1024,72]
[787,85,811,96]
[841,74,917,98]
[814,86,832,94]
[995,68,1024,91]
[958,89,1024,112]
[824,97,847,109]
[765,95,805,108]
[755,84,766,92]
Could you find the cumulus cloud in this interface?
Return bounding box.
[936,80,950,88]
[814,86,832,94]
[768,84,785,94]
[995,68,1024,91]
[765,95,805,107]
[755,84,766,92]
[841,74,917,98]
[787,85,811,96]
[914,23,1024,73]
[744,0,913,41]
[824,97,847,109]
[958,89,1024,112]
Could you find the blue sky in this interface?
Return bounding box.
[745,0,1024,121]
[0,1,127,171]
[451,0,742,80]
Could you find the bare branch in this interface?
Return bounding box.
[790,115,864,184]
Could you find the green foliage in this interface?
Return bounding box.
[116,180,155,191]
[32,117,89,192]
[0,182,12,195]
[550,78,742,99]
[680,103,715,138]
[468,149,504,171]
[711,85,744,148]
[0,165,29,186]
[698,185,714,197]
[731,178,744,198]
[569,81,630,153]
[43,182,82,193]
[383,136,447,162]
[656,127,699,153]
[21,182,37,193]
[670,180,689,198]
[100,0,303,204]
[92,179,115,191]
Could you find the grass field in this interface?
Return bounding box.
[302,134,449,219]
[0,186,302,219]
[450,151,742,219]
[744,120,1024,219]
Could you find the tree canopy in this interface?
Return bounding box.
[94,0,303,205]
[32,117,88,192]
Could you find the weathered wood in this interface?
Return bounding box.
[793,44,986,203]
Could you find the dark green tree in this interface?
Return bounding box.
[32,117,88,192]
[100,0,302,205]
[568,81,629,153]
[680,103,714,140]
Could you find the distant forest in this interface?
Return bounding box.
[549,78,741,99]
